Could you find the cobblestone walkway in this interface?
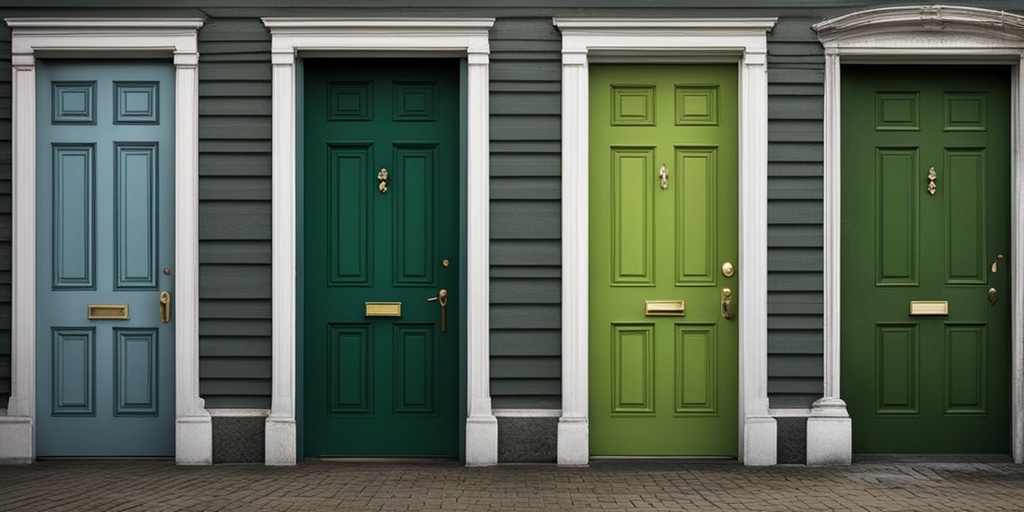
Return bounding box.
[2,459,1023,510]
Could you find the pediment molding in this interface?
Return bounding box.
[814,5,1024,47]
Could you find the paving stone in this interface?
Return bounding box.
[2,459,1024,510]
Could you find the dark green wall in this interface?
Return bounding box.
[2,1,1022,411]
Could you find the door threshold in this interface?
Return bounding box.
[317,456,458,464]
[589,456,738,465]
[36,456,174,461]
[853,454,1013,464]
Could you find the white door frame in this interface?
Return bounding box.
[261,18,497,466]
[814,5,1024,463]
[0,18,209,464]
[554,18,778,466]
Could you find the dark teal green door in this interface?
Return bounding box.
[35,60,176,456]
[841,66,1011,454]
[303,59,460,457]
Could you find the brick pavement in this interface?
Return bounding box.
[1,458,1023,511]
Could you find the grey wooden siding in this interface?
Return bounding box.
[765,18,826,408]
[489,18,563,409]
[197,18,273,409]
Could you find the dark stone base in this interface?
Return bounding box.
[212,416,265,463]
[775,416,807,464]
[497,416,557,463]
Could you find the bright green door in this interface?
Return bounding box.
[841,66,1011,454]
[303,59,460,457]
[589,64,739,456]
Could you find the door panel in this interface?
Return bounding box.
[36,60,175,456]
[589,64,738,456]
[842,66,1010,454]
[303,59,459,457]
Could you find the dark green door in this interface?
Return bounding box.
[303,59,460,457]
[841,66,1011,454]
[589,64,739,456]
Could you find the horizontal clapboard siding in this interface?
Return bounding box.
[197,18,273,409]
[489,18,563,409]
[766,17,826,408]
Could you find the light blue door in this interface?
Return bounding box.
[36,60,175,457]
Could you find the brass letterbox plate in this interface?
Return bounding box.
[365,302,402,318]
[88,304,129,320]
[644,300,685,317]
[909,300,948,316]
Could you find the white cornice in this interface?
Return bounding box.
[813,5,1024,44]
[554,18,778,30]
[262,17,494,30]
[6,18,204,29]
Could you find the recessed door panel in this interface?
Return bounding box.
[945,325,986,414]
[944,149,986,284]
[611,147,655,285]
[52,144,95,289]
[675,324,717,415]
[52,328,95,415]
[115,143,158,289]
[611,324,655,414]
[392,144,437,285]
[876,148,919,285]
[328,144,373,286]
[675,148,717,285]
[875,324,918,414]
[114,329,158,416]
[328,324,373,414]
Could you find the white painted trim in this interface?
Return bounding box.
[1,18,208,465]
[814,5,1024,465]
[261,17,496,466]
[554,17,778,467]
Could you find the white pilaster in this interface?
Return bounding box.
[738,46,776,467]
[808,49,851,467]
[174,49,212,466]
[1014,57,1024,464]
[266,48,298,466]
[465,49,498,466]
[0,52,37,465]
[557,49,590,467]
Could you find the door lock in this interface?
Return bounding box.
[991,254,1005,274]
[427,288,448,333]
[721,288,735,320]
[159,291,171,324]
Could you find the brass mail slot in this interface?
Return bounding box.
[88,304,129,320]
[365,302,402,317]
[909,300,948,316]
[645,300,685,317]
